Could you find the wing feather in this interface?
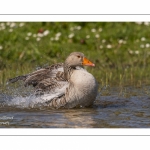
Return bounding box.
[8,63,69,103]
[8,63,67,90]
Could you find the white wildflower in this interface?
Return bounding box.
[86,35,90,39]
[19,23,25,27]
[76,26,81,30]
[10,22,16,28]
[91,28,96,32]
[36,37,41,41]
[135,22,142,25]
[55,36,59,41]
[43,30,50,36]
[102,39,106,43]
[141,37,146,41]
[118,39,123,44]
[144,22,150,26]
[37,33,44,37]
[107,44,112,49]
[129,50,133,54]
[68,33,74,38]
[55,32,61,37]
[140,44,144,48]
[0,46,3,50]
[135,50,139,54]
[27,32,32,36]
[0,23,5,27]
[95,34,100,38]
[145,43,150,48]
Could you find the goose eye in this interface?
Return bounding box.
[77,55,81,58]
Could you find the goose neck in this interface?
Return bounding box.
[64,63,74,80]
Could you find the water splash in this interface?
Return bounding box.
[0,83,50,109]
[5,95,49,108]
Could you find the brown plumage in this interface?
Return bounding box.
[8,52,98,109]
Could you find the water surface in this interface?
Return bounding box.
[0,85,150,128]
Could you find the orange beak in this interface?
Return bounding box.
[82,57,95,67]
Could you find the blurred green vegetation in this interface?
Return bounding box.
[1,22,150,87]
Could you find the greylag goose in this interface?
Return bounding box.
[8,52,98,108]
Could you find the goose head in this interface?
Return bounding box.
[65,52,95,68]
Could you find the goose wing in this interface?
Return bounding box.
[8,63,68,94]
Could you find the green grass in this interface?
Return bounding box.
[1,22,150,88]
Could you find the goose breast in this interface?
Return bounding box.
[65,68,98,107]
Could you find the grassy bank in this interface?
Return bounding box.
[1,22,150,88]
